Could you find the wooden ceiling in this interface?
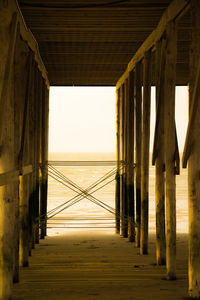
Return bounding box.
[18,0,190,86]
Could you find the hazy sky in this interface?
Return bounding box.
[49,86,188,153]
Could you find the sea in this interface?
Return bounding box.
[47,152,188,236]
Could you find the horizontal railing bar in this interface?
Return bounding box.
[48,160,117,166]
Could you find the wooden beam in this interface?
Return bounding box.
[174,128,180,175]
[135,62,142,248]
[121,79,128,238]
[0,170,19,186]
[14,0,49,87]
[119,84,124,236]
[164,21,177,280]
[115,88,120,233]
[20,165,33,176]
[40,81,49,239]
[187,1,200,297]
[116,0,190,89]
[34,69,42,244]
[152,37,180,172]
[140,50,151,255]
[127,71,135,242]
[0,165,32,186]
[0,13,18,147]
[18,51,34,172]
[182,53,200,168]
[152,37,166,166]
[27,61,36,253]
[155,40,166,266]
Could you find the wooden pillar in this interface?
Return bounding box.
[115,88,120,233]
[164,21,177,280]
[31,64,40,247]
[127,71,135,242]
[18,51,33,267]
[28,61,36,253]
[135,62,142,247]
[154,39,166,265]
[187,1,200,297]
[0,12,18,299]
[119,84,124,235]
[121,79,128,238]
[44,87,49,236]
[140,51,151,254]
[40,81,49,239]
[34,68,42,245]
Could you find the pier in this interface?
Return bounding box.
[1,0,200,299]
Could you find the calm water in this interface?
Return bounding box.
[47,152,188,236]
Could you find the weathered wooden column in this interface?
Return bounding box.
[34,69,42,244]
[13,28,21,284]
[0,11,18,299]
[19,52,34,267]
[153,39,166,265]
[140,51,151,254]
[115,88,121,233]
[119,84,124,235]
[135,62,142,247]
[121,79,128,238]
[28,62,37,251]
[14,38,33,268]
[40,81,49,239]
[31,65,40,246]
[127,71,135,242]
[164,21,177,280]
[44,87,49,236]
[182,1,200,297]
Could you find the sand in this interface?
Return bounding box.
[12,230,188,300]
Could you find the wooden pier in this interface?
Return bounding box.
[13,232,188,300]
[1,0,200,299]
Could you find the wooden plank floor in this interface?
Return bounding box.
[13,231,188,300]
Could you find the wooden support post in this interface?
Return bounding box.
[120,79,128,237]
[127,71,135,242]
[155,39,166,265]
[15,41,33,267]
[0,12,19,299]
[164,21,177,280]
[121,80,128,238]
[40,81,49,239]
[44,87,49,236]
[19,175,29,267]
[115,88,120,233]
[32,65,40,246]
[35,71,42,244]
[135,62,142,247]
[28,61,36,253]
[119,84,124,235]
[18,52,33,267]
[186,1,200,297]
[0,13,18,145]
[140,51,151,255]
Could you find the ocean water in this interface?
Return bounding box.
[47,152,188,236]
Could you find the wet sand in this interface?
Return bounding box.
[13,231,188,300]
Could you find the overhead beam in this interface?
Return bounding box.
[7,1,50,87]
[116,0,190,89]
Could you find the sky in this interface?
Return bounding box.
[49,86,188,153]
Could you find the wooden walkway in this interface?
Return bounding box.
[13,231,188,300]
